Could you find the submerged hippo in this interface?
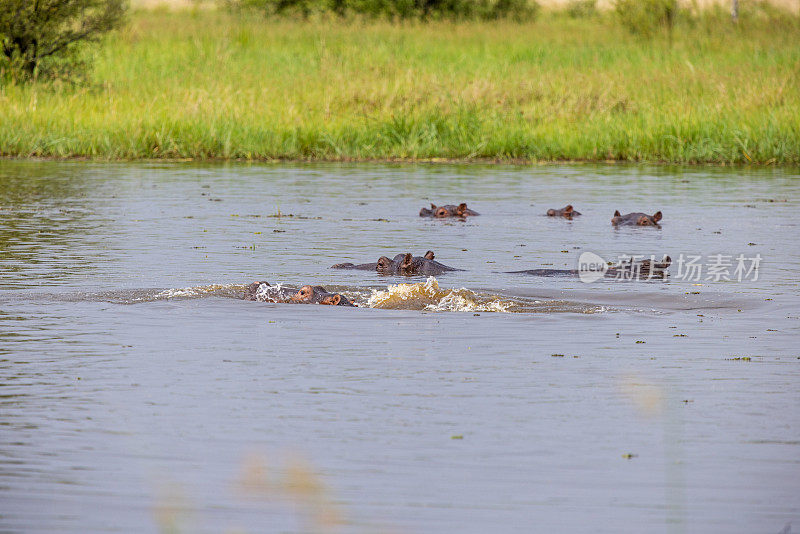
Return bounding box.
[291,285,355,306]
[419,203,479,218]
[611,210,663,227]
[243,281,355,306]
[546,205,582,218]
[507,255,672,279]
[332,250,461,276]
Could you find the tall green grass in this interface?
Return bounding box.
[0,9,798,164]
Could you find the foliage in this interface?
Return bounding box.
[226,0,539,21]
[565,0,597,19]
[0,10,798,164]
[613,0,677,39]
[0,0,127,82]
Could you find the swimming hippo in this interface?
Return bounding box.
[243,281,355,306]
[291,285,355,306]
[546,205,581,218]
[419,203,479,218]
[611,210,663,227]
[611,255,672,278]
[507,255,671,279]
[332,250,460,276]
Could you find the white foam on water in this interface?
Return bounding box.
[253,283,293,303]
[154,284,234,299]
[367,277,514,313]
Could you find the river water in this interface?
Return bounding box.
[1,161,798,533]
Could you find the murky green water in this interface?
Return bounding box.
[1,161,798,533]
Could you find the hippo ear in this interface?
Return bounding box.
[457,203,467,214]
[376,256,391,269]
[564,205,573,213]
[401,253,413,269]
[430,203,437,209]
[662,255,672,267]
[653,211,662,222]
[424,250,435,260]
[322,294,341,306]
[614,210,621,217]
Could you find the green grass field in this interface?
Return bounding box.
[1,8,798,164]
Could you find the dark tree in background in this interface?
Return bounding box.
[0,0,126,82]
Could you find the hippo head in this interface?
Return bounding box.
[612,210,663,226]
[375,253,426,274]
[635,211,661,226]
[400,252,441,274]
[291,285,329,304]
[421,202,477,218]
[291,285,351,306]
[376,256,394,273]
[373,251,455,275]
[434,206,450,218]
[547,205,576,218]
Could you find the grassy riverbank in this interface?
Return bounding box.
[1,9,799,164]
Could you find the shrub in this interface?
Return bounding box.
[225,0,540,21]
[0,0,126,83]
[613,0,677,39]
[565,0,597,19]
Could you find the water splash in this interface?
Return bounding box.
[251,282,295,303]
[69,280,607,314]
[153,284,238,300]
[367,277,514,313]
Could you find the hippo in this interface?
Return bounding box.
[291,285,355,306]
[611,210,662,227]
[546,205,582,218]
[331,250,434,271]
[507,255,672,279]
[243,281,355,306]
[419,203,479,218]
[332,250,461,276]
